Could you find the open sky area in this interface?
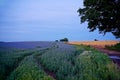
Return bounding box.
[0,0,119,42]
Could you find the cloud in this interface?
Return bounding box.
[0,0,81,22]
[0,0,118,41]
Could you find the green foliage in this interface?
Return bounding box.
[56,61,75,80]
[39,43,76,80]
[36,46,41,48]
[0,43,120,80]
[40,48,75,72]
[106,42,120,51]
[60,38,69,42]
[0,64,6,80]
[75,50,120,80]
[7,56,54,80]
[0,47,45,80]
[0,48,34,80]
[78,0,120,38]
[39,44,120,80]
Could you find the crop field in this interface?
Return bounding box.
[69,40,120,48]
[0,42,120,80]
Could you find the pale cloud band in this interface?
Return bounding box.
[0,0,118,41]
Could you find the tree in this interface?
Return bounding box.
[60,38,69,42]
[94,39,98,41]
[78,0,120,38]
[55,40,59,42]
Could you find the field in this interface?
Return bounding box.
[69,40,120,48]
[0,41,120,80]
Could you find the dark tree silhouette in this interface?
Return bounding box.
[94,39,98,41]
[60,38,69,42]
[78,0,120,38]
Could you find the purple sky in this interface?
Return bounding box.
[0,0,119,42]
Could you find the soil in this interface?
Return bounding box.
[92,45,120,68]
[34,56,56,80]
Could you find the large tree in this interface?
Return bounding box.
[78,0,120,38]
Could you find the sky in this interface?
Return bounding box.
[0,0,119,42]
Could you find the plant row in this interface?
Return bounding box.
[39,44,120,80]
[7,55,54,80]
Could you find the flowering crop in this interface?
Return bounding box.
[0,42,120,80]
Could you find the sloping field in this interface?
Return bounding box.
[0,41,55,49]
[0,42,120,80]
[69,40,120,48]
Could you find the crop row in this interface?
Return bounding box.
[0,43,120,80]
[7,55,54,80]
[0,47,49,80]
[39,44,120,80]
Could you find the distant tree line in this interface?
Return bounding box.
[55,38,69,42]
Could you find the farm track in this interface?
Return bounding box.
[93,46,120,68]
[34,50,56,80]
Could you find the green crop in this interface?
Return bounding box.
[7,56,54,80]
[0,43,120,80]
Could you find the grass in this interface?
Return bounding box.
[106,42,120,52]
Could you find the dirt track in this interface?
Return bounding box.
[93,46,120,68]
[69,40,120,68]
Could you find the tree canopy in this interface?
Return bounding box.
[60,38,69,42]
[78,0,120,38]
